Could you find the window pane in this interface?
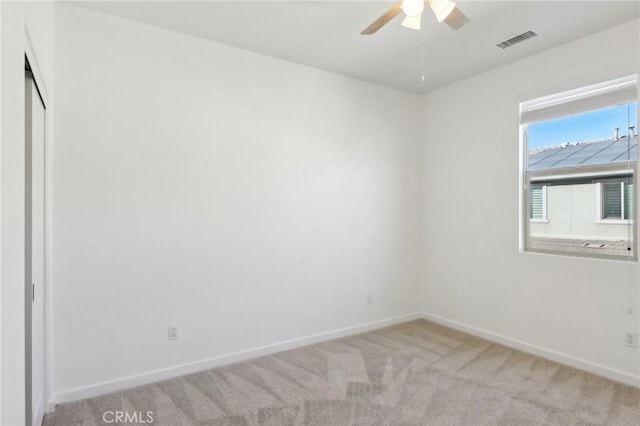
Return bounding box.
[524,86,636,260]
[528,103,638,153]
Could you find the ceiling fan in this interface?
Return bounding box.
[361,0,469,35]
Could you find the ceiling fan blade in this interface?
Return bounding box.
[361,2,403,35]
[443,6,469,30]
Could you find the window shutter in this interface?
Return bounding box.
[625,182,634,220]
[602,182,622,219]
[530,184,544,219]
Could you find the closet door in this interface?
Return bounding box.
[25,70,46,426]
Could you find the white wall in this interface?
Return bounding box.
[0,1,54,424]
[53,4,421,400]
[420,19,640,384]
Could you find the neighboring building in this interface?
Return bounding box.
[528,133,636,255]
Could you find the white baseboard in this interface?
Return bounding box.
[53,310,638,408]
[33,395,44,426]
[420,312,640,388]
[54,312,422,405]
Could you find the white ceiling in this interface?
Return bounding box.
[69,1,640,93]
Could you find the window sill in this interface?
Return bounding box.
[522,247,637,263]
[530,219,549,223]
[595,219,633,225]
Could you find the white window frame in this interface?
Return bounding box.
[520,75,638,261]
[596,180,633,224]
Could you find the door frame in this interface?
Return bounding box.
[24,47,50,425]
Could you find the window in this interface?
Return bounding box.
[530,184,547,221]
[521,75,638,260]
[600,179,634,221]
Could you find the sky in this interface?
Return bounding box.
[528,103,638,150]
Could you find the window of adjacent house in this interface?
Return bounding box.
[530,184,547,221]
[600,179,634,221]
[520,75,638,260]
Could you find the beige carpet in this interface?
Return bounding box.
[44,319,640,425]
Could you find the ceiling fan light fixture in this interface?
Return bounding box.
[401,14,422,30]
[402,0,425,17]
[428,0,456,22]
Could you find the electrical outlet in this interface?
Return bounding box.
[168,325,179,341]
[366,294,373,305]
[625,332,637,348]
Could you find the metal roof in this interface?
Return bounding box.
[528,136,637,171]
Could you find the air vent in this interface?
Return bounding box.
[496,31,538,49]
[582,243,607,249]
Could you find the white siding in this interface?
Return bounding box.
[531,183,632,240]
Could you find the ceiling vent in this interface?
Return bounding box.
[496,31,538,49]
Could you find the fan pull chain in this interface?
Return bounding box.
[421,43,425,82]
